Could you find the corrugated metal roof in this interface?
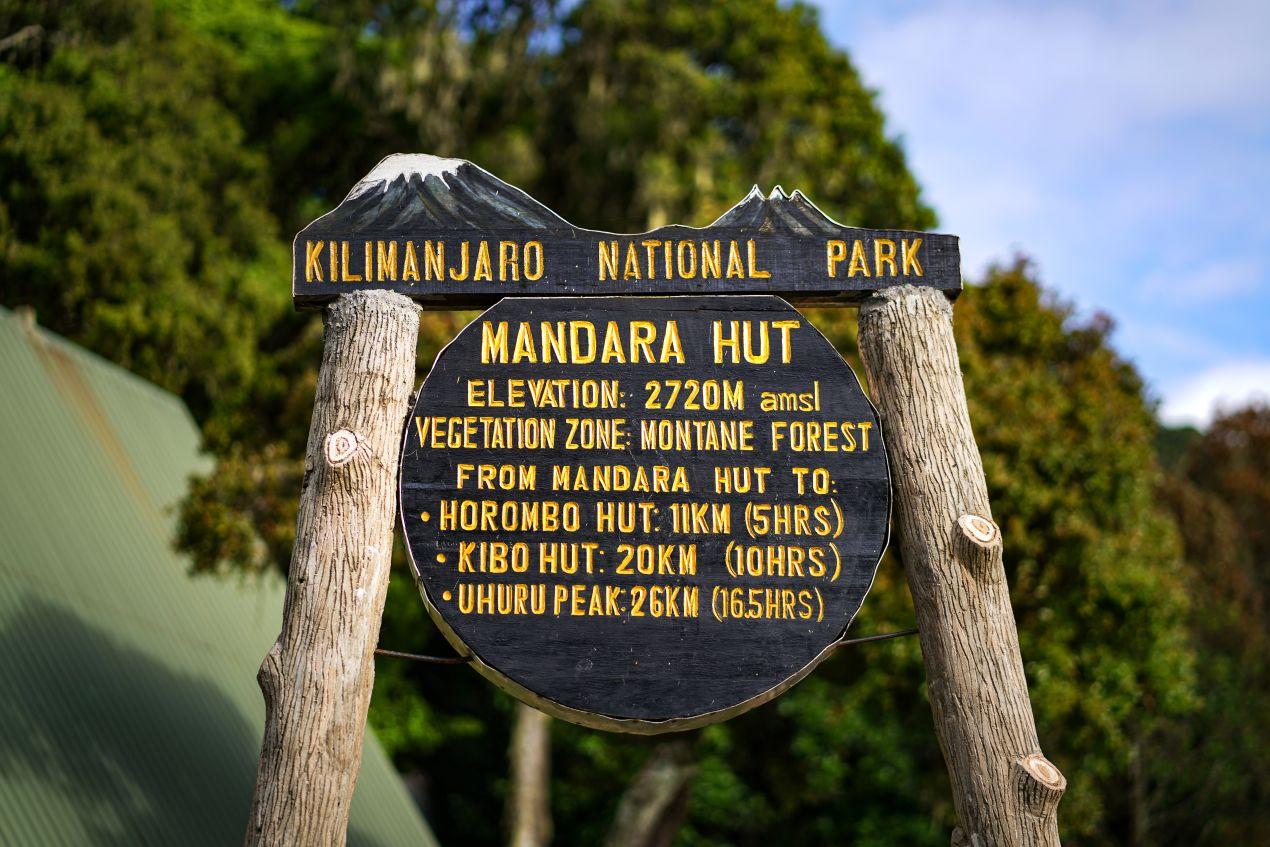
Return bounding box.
[0,307,438,846]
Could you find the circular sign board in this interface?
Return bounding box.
[399,295,890,733]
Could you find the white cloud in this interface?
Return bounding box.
[1117,320,1228,364]
[1160,360,1270,427]
[839,0,1270,157]
[1140,257,1264,305]
[832,0,1270,261]
[815,0,1270,420]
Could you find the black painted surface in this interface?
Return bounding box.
[294,158,959,308]
[399,296,890,727]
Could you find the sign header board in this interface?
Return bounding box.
[293,154,960,309]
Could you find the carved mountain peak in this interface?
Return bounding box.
[305,154,573,235]
[710,185,841,235]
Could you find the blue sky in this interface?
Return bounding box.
[811,0,1270,426]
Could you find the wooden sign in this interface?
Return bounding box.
[258,152,1062,843]
[293,154,960,308]
[399,295,891,732]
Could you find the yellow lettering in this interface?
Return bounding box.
[424,241,444,280]
[376,241,397,281]
[874,238,897,276]
[570,321,596,364]
[661,321,685,364]
[450,242,470,281]
[902,238,923,275]
[772,319,800,363]
[541,322,567,363]
[713,320,738,364]
[512,323,537,363]
[403,241,420,281]
[499,241,520,281]
[305,240,324,282]
[848,240,871,277]
[474,241,493,281]
[481,321,508,363]
[341,241,361,282]
[701,241,721,277]
[600,321,626,363]
[623,243,641,280]
[630,321,656,363]
[599,241,619,281]
[826,239,846,276]
[524,240,544,281]
[641,240,660,279]
[676,241,697,278]
[726,240,745,279]
[747,239,770,278]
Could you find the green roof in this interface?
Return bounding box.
[0,307,438,846]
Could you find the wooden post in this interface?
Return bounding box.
[245,290,420,846]
[603,738,697,847]
[508,704,553,847]
[857,285,1066,846]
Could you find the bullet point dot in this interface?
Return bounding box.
[442,591,452,601]
[420,511,430,522]
[436,553,446,563]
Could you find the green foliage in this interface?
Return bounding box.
[1,1,1257,845]
[0,0,291,450]
[539,0,934,231]
[1154,405,1269,845]
[956,262,1196,841]
[1154,423,1200,471]
[1178,404,1270,582]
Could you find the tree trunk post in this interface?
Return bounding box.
[603,738,697,847]
[508,704,554,847]
[245,290,421,846]
[857,285,1066,846]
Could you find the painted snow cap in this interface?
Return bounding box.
[350,154,466,196]
[308,153,573,234]
[710,185,842,235]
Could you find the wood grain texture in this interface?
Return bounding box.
[857,285,1064,846]
[508,704,554,847]
[245,290,421,846]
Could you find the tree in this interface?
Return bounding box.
[0,0,291,453]
[1154,404,1269,845]
[540,0,934,231]
[953,261,1195,844]
[1175,404,1270,592]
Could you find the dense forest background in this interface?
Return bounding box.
[2,1,1266,844]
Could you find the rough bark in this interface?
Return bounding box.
[508,704,554,847]
[858,285,1065,846]
[603,739,697,847]
[245,290,421,846]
